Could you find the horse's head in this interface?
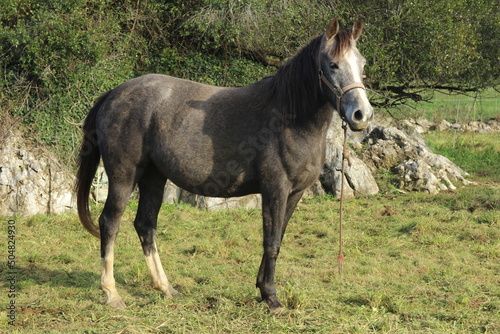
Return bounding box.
[319,19,373,131]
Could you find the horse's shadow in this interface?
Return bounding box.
[2,264,100,291]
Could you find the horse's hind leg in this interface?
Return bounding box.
[134,165,179,298]
[100,178,136,308]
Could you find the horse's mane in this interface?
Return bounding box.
[260,28,354,124]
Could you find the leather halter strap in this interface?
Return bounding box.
[319,70,366,120]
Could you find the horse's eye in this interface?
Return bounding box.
[329,62,339,70]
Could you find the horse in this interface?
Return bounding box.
[76,18,373,313]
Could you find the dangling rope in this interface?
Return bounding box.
[338,120,349,279]
[318,69,364,279]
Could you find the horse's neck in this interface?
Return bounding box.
[315,100,335,128]
[289,97,335,136]
[250,71,335,134]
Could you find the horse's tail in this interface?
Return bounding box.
[75,91,111,238]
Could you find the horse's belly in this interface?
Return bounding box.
[154,150,259,198]
[168,170,260,198]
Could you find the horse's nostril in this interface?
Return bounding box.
[354,110,363,121]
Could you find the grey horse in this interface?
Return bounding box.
[76,18,373,313]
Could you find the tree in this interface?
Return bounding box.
[181,0,499,106]
[356,0,499,106]
[1,0,498,163]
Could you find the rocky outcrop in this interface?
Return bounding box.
[0,129,76,216]
[161,179,325,211]
[163,180,262,211]
[2,113,490,215]
[320,117,379,199]
[359,120,476,194]
[400,116,500,134]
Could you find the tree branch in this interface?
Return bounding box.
[368,83,482,108]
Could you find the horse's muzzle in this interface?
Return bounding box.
[346,106,373,131]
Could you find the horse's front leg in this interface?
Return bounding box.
[257,187,292,313]
[257,190,304,313]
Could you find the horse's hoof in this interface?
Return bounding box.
[268,306,285,315]
[170,290,181,299]
[155,284,181,299]
[106,299,127,308]
[264,296,284,315]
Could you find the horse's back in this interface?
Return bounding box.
[96,73,228,148]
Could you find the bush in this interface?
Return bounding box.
[1,0,498,165]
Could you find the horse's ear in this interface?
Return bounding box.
[352,19,363,41]
[326,18,339,40]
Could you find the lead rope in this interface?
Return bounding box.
[338,120,348,279]
[318,70,364,279]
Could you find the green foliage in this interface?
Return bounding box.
[182,0,334,59]
[1,0,498,164]
[148,47,273,87]
[179,0,499,104]
[357,0,499,105]
[0,0,139,159]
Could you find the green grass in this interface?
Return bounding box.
[1,184,499,333]
[423,132,500,182]
[387,88,500,123]
[2,99,499,333]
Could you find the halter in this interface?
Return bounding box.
[318,70,366,121]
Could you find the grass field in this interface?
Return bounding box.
[1,92,499,333]
[1,130,499,333]
[423,132,500,183]
[1,185,498,333]
[387,88,499,123]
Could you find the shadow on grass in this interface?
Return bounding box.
[1,265,100,291]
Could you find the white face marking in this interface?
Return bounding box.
[338,48,373,131]
[322,36,373,130]
[347,49,361,82]
[343,48,364,83]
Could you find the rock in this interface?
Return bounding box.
[486,118,500,132]
[179,192,262,211]
[161,178,324,211]
[0,129,76,216]
[321,113,379,198]
[360,120,476,194]
[438,119,452,131]
[303,180,327,199]
[92,166,109,203]
[162,180,262,211]
[398,118,434,135]
[163,180,182,204]
[416,118,435,133]
[433,117,500,133]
